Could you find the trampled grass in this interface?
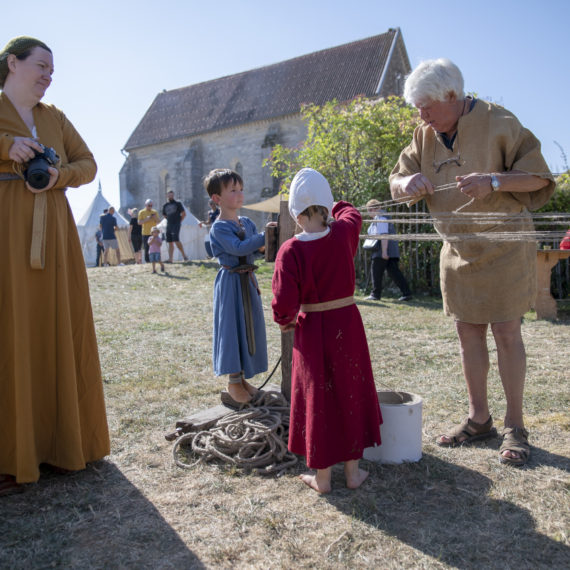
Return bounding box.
[1,260,568,569]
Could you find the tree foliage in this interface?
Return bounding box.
[265,96,420,206]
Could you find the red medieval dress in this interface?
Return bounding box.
[272,201,381,469]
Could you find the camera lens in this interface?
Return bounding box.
[25,157,51,189]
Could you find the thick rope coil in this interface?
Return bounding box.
[173,390,298,477]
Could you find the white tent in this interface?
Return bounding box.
[76,184,130,266]
[156,205,208,261]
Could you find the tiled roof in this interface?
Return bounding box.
[124,29,401,150]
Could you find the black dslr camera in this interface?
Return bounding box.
[25,144,59,189]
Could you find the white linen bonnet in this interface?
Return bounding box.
[288,168,334,220]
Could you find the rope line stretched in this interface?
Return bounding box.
[353,171,567,212]
[351,172,569,242]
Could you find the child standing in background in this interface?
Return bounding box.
[148,226,165,273]
[272,168,382,493]
[205,169,268,403]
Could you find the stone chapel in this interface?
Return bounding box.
[119,28,410,225]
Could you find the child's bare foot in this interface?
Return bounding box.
[344,460,369,489]
[346,468,369,489]
[227,381,252,403]
[299,468,332,494]
[242,378,258,397]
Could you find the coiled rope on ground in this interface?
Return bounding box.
[173,390,297,477]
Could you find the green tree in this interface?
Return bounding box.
[535,171,570,233]
[265,95,420,205]
[265,95,426,292]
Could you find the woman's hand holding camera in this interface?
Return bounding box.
[9,137,60,192]
[8,136,42,163]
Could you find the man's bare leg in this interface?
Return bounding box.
[438,322,491,444]
[176,241,188,261]
[491,319,526,461]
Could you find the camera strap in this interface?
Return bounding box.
[30,193,47,270]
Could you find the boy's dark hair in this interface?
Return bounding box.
[299,205,329,226]
[203,168,243,197]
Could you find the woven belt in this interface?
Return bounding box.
[0,172,46,269]
[30,192,47,269]
[300,296,355,313]
[0,172,21,181]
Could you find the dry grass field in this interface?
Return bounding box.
[1,260,569,569]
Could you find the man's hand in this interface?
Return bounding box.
[456,173,493,199]
[399,173,434,199]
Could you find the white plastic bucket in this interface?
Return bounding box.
[363,391,423,464]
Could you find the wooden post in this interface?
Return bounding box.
[277,199,297,402]
[535,249,570,319]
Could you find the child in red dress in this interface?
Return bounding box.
[272,168,382,493]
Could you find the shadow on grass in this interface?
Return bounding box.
[478,435,570,472]
[357,299,388,308]
[0,460,204,569]
[357,295,444,312]
[325,453,569,569]
[158,272,191,280]
[183,259,219,270]
[516,446,570,471]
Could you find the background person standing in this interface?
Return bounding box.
[365,199,411,302]
[199,198,220,258]
[138,199,159,263]
[128,207,142,264]
[94,228,104,267]
[162,190,188,263]
[99,206,122,266]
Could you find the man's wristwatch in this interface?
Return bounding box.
[490,174,501,192]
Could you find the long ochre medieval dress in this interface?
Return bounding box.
[272,202,382,470]
[390,99,555,324]
[0,92,110,483]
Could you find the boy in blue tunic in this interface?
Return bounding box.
[205,169,268,403]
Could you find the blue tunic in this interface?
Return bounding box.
[209,217,267,378]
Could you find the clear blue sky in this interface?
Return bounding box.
[5,0,569,220]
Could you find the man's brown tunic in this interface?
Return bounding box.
[390,99,555,323]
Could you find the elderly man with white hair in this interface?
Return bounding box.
[390,58,555,466]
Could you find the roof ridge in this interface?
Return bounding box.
[161,30,397,95]
[124,29,405,151]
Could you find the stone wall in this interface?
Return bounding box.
[120,115,306,229]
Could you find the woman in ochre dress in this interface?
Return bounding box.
[0,37,110,494]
